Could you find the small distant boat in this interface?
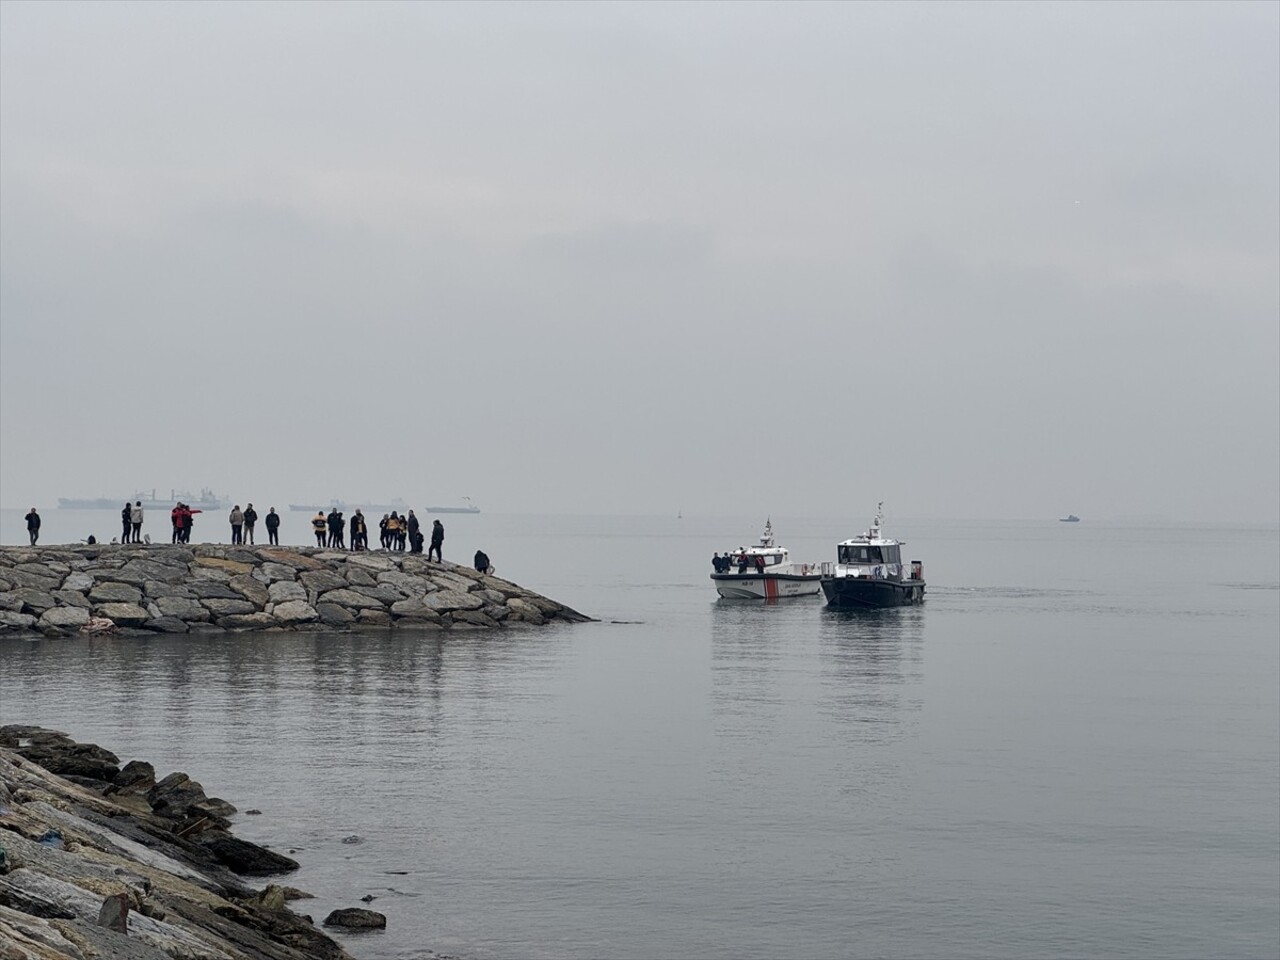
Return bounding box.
[427,498,480,514]
[710,519,822,600]
[60,488,228,511]
[819,503,926,608]
[1059,514,1080,523]
[290,499,410,514]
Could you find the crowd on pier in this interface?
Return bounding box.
[18,503,498,570]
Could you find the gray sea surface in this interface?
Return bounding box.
[1,512,1277,960]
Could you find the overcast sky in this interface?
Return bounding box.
[2,1,1276,522]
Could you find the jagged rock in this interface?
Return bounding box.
[97,891,130,932]
[229,575,269,607]
[259,562,298,583]
[197,833,299,875]
[219,612,278,629]
[389,599,442,621]
[344,566,377,587]
[200,599,257,617]
[423,590,485,613]
[119,558,188,583]
[317,588,385,609]
[194,557,254,575]
[113,760,156,794]
[143,580,196,599]
[142,616,190,633]
[52,589,92,608]
[375,571,430,596]
[3,569,61,592]
[154,596,209,621]
[147,772,209,820]
[259,548,326,570]
[188,580,240,600]
[267,581,307,603]
[63,571,94,592]
[315,603,355,626]
[357,609,392,626]
[506,597,546,624]
[89,582,143,604]
[271,600,318,624]
[299,570,347,594]
[37,606,90,631]
[323,907,386,928]
[0,591,25,611]
[10,587,59,614]
[452,609,500,628]
[95,602,150,628]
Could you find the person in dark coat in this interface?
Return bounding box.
[327,509,342,548]
[406,511,419,553]
[428,519,444,562]
[265,507,281,545]
[351,509,367,551]
[25,507,41,545]
[182,506,201,543]
[121,503,133,544]
[474,550,491,574]
[242,504,258,544]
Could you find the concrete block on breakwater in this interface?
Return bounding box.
[0,544,591,639]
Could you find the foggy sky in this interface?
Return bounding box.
[2,1,1277,522]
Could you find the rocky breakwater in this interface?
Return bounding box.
[0,544,590,639]
[0,725,354,959]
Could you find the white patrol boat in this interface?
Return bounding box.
[819,504,926,608]
[710,519,822,600]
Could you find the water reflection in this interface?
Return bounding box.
[817,606,926,742]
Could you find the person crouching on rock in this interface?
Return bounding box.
[474,549,491,574]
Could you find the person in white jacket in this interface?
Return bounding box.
[130,501,144,544]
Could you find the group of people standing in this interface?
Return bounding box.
[310,508,444,560]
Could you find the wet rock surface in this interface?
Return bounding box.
[0,726,356,959]
[0,543,591,639]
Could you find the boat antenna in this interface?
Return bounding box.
[760,517,774,546]
[872,502,883,536]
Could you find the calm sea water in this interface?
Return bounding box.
[1,512,1277,960]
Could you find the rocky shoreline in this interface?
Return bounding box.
[0,725,373,959]
[0,544,590,639]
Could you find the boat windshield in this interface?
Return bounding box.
[838,544,901,564]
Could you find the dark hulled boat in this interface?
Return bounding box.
[819,504,925,608]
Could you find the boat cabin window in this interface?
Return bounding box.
[838,544,901,564]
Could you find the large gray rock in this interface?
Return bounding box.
[271,600,318,623]
[143,580,195,599]
[0,610,37,630]
[4,568,62,592]
[267,581,308,603]
[0,590,24,611]
[154,596,210,621]
[188,581,241,600]
[389,599,441,622]
[38,606,90,631]
[142,616,190,633]
[95,603,151,627]
[357,609,392,627]
[63,571,94,592]
[315,603,354,625]
[352,584,404,605]
[345,554,396,572]
[344,566,377,587]
[52,589,92,608]
[377,571,430,597]
[323,907,386,929]
[10,587,59,614]
[299,570,347,594]
[423,590,485,612]
[259,562,298,583]
[201,599,257,617]
[119,558,189,583]
[220,612,278,629]
[89,582,144,604]
[317,588,386,609]
[506,597,546,624]
[229,575,269,607]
